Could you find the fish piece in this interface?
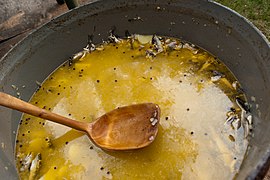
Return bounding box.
[29,153,42,180]
[152,35,164,53]
[20,153,33,172]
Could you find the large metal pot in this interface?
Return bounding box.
[0,0,269,179]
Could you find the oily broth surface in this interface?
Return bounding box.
[16,36,247,179]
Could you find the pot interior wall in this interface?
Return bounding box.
[0,0,269,179]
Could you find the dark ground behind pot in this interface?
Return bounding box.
[0,0,269,179]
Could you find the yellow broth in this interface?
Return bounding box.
[15,35,248,179]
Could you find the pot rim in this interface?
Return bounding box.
[0,0,269,179]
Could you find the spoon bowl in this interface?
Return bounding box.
[0,92,160,151]
[89,103,160,150]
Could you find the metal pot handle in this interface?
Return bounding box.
[56,0,78,10]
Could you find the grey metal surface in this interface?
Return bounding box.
[0,0,269,179]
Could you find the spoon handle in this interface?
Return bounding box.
[0,92,88,132]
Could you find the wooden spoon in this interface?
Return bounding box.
[0,92,160,151]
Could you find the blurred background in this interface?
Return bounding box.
[0,0,269,178]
